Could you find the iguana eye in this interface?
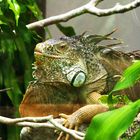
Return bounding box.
[55,43,69,53]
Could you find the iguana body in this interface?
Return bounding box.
[19,32,140,139]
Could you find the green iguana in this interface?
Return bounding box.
[19,31,140,140]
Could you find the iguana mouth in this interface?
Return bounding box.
[34,48,43,55]
[35,50,72,59]
[43,53,69,59]
[34,51,42,56]
[34,42,69,59]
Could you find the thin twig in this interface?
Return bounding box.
[0,115,52,124]
[0,88,12,93]
[26,0,140,30]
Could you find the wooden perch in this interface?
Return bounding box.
[26,0,140,30]
[0,115,85,140]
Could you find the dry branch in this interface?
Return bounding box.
[0,115,85,140]
[26,0,140,30]
[0,88,12,93]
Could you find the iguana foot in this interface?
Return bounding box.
[57,104,109,140]
[57,113,80,140]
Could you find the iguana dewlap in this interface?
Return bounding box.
[19,32,140,129]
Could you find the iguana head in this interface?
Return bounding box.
[33,37,88,87]
[33,34,113,89]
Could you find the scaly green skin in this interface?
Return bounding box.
[19,33,140,139]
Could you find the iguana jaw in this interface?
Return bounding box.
[33,57,87,87]
[34,42,69,59]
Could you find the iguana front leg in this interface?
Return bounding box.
[86,92,102,104]
[57,92,109,140]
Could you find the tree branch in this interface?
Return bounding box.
[0,88,12,93]
[0,114,139,139]
[26,0,140,30]
[0,115,85,140]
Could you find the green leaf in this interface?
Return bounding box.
[133,129,140,140]
[0,69,3,85]
[85,99,140,140]
[27,2,42,19]
[2,62,22,106]
[56,23,76,37]
[14,35,33,88]
[112,60,140,92]
[0,19,6,25]
[7,0,20,26]
[0,7,3,15]
[0,8,7,25]
[99,95,131,105]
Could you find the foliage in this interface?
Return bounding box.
[7,0,21,26]
[56,23,76,37]
[133,129,140,140]
[85,99,140,140]
[0,0,43,140]
[85,61,140,140]
[0,0,42,106]
[108,60,140,103]
[111,60,140,92]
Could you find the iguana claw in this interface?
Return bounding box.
[57,113,79,140]
[57,104,109,140]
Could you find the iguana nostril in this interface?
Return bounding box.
[67,71,86,87]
